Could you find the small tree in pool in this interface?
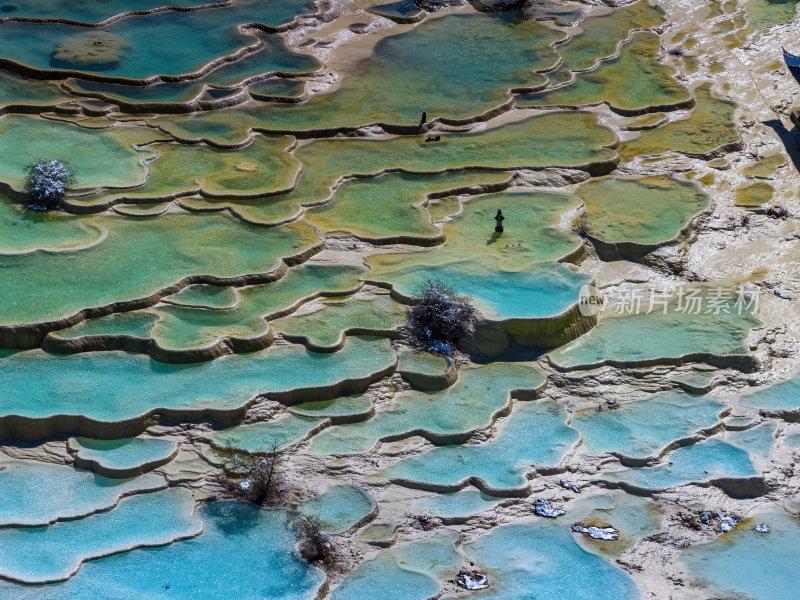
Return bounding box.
[24,159,73,211]
[215,443,283,505]
[408,279,478,355]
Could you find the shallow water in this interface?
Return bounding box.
[450,520,640,600]
[0,0,793,597]
[382,399,578,490]
[683,509,800,600]
[0,501,325,599]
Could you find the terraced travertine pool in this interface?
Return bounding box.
[2,0,800,597]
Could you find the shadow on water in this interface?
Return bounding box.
[764,118,800,173]
[470,343,546,365]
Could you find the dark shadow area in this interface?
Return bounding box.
[764,118,800,173]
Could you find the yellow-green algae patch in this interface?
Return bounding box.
[172,110,617,225]
[735,181,774,207]
[289,394,373,420]
[553,1,665,74]
[74,135,300,209]
[519,32,691,114]
[0,195,103,255]
[742,153,785,177]
[745,0,798,30]
[148,264,364,351]
[575,176,709,245]
[48,312,160,341]
[163,284,239,310]
[0,211,320,327]
[305,170,510,242]
[0,116,159,191]
[158,12,564,132]
[273,295,406,349]
[619,85,739,159]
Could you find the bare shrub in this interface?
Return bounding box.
[407,279,478,354]
[215,443,282,506]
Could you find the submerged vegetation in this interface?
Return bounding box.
[290,513,337,565]
[407,279,478,355]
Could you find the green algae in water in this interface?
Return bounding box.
[549,296,759,369]
[307,363,545,455]
[0,212,319,326]
[0,488,200,584]
[331,529,460,600]
[381,400,578,491]
[157,109,616,226]
[359,522,397,543]
[249,78,306,99]
[69,436,178,475]
[305,170,510,241]
[683,509,800,600]
[735,181,774,207]
[0,459,165,526]
[742,153,785,177]
[0,337,396,425]
[0,501,325,600]
[572,392,725,460]
[554,1,665,73]
[0,1,318,80]
[0,194,103,254]
[575,175,709,245]
[397,349,449,377]
[671,369,719,392]
[160,109,615,195]
[298,485,375,533]
[746,0,798,30]
[149,264,364,351]
[49,311,159,341]
[0,71,70,105]
[448,520,639,600]
[602,438,759,491]
[620,85,739,159]
[79,135,300,207]
[0,116,157,191]
[372,189,581,273]
[184,12,562,130]
[67,78,205,104]
[273,295,406,347]
[164,284,239,309]
[520,32,690,113]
